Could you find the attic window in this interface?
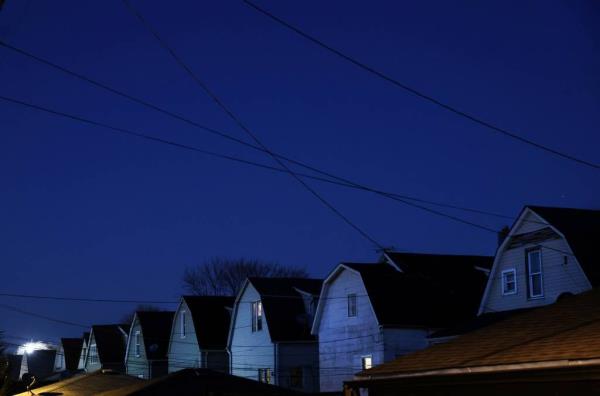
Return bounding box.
[252,301,263,332]
[502,269,517,295]
[361,355,373,370]
[527,249,544,299]
[135,330,141,357]
[89,343,98,364]
[347,294,357,317]
[180,310,187,339]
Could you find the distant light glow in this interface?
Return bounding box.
[17,341,50,355]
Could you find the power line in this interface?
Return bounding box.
[121,0,385,250]
[0,303,89,328]
[0,39,536,229]
[242,0,600,171]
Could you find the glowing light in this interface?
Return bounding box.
[17,341,50,355]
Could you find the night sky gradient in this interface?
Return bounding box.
[0,1,599,347]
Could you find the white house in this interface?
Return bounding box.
[54,338,83,373]
[125,311,174,379]
[312,253,492,393]
[77,332,90,370]
[167,296,234,373]
[84,324,129,373]
[228,277,322,393]
[479,206,600,315]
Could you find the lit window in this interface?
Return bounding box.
[135,331,141,357]
[361,355,373,370]
[180,311,186,338]
[258,368,272,384]
[290,367,303,388]
[502,269,517,295]
[252,301,263,332]
[527,249,544,298]
[347,294,357,317]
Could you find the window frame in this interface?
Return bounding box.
[347,293,357,317]
[361,355,373,370]
[252,301,263,332]
[89,343,98,364]
[180,310,187,339]
[526,248,544,299]
[135,330,141,357]
[501,268,517,295]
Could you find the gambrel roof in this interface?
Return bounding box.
[60,337,84,371]
[181,296,234,349]
[527,206,600,286]
[134,311,175,360]
[90,324,129,365]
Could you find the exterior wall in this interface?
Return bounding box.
[168,300,201,373]
[482,211,591,314]
[277,342,319,393]
[382,328,430,362]
[54,345,66,372]
[230,283,275,384]
[77,340,88,370]
[125,317,150,379]
[84,332,101,373]
[316,268,384,393]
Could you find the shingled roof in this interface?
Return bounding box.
[341,256,491,328]
[182,296,234,349]
[527,206,600,286]
[92,324,129,365]
[247,277,323,342]
[135,311,175,360]
[61,338,84,371]
[354,289,600,380]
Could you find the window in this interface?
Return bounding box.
[135,330,141,357]
[180,311,186,338]
[89,344,98,364]
[290,367,303,388]
[361,355,373,370]
[137,374,144,379]
[252,301,263,332]
[347,294,357,317]
[527,249,544,298]
[258,368,272,384]
[502,269,517,295]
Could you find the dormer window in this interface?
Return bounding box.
[135,330,141,357]
[502,269,517,295]
[527,249,544,298]
[252,301,263,332]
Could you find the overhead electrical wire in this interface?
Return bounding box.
[242,0,600,171]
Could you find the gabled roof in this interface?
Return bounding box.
[182,296,234,349]
[354,289,600,380]
[24,349,56,380]
[527,206,600,286]
[96,368,303,396]
[247,277,323,342]
[61,338,84,371]
[91,324,129,365]
[135,311,175,360]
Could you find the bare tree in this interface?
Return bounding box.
[183,257,308,296]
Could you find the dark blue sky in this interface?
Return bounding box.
[1,0,598,346]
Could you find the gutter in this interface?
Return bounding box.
[353,358,600,382]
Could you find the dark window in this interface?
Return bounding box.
[290,367,303,388]
[347,294,357,317]
[252,301,263,332]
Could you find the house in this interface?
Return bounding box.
[77,332,90,370]
[125,310,174,379]
[228,277,323,393]
[312,253,492,393]
[85,324,130,373]
[346,288,600,396]
[54,337,83,373]
[18,349,57,382]
[167,296,234,373]
[13,369,143,396]
[96,368,309,396]
[479,206,600,315]
[6,354,25,381]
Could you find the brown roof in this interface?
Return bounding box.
[14,371,142,396]
[356,289,600,379]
